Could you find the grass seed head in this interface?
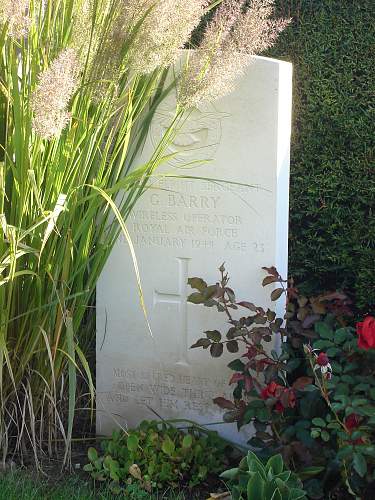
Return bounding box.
[31,48,80,139]
[0,0,31,38]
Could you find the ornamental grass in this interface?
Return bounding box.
[0,0,287,464]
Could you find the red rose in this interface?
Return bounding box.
[353,437,365,445]
[283,388,296,408]
[261,383,296,414]
[345,413,360,432]
[316,352,330,366]
[344,414,366,444]
[261,381,282,400]
[278,388,297,413]
[356,316,375,350]
[274,401,284,414]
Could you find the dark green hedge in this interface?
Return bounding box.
[267,0,375,312]
[195,1,374,312]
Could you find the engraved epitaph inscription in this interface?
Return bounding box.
[97,56,292,443]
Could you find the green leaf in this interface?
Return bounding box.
[275,478,291,497]
[334,394,349,404]
[296,429,314,446]
[276,471,291,482]
[295,419,311,430]
[88,447,98,462]
[205,330,221,342]
[304,478,323,498]
[256,408,270,423]
[330,361,343,374]
[358,405,375,417]
[220,467,239,480]
[326,347,341,357]
[335,328,351,344]
[341,375,355,384]
[344,362,359,374]
[182,434,193,448]
[243,408,256,424]
[110,469,119,481]
[247,451,263,469]
[312,418,326,427]
[327,422,341,430]
[65,314,77,465]
[320,430,330,442]
[331,402,344,412]
[337,445,354,459]
[210,343,223,357]
[302,384,319,392]
[313,339,334,349]
[161,436,175,456]
[127,434,139,452]
[282,427,296,440]
[315,322,333,339]
[198,465,208,478]
[109,482,122,495]
[203,284,219,300]
[351,431,364,441]
[285,358,301,372]
[248,400,266,410]
[289,488,307,500]
[187,292,205,304]
[266,454,284,475]
[271,288,284,301]
[352,398,368,407]
[103,455,114,471]
[247,472,265,500]
[298,466,325,480]
[227,340,239,353]
[247,455,268,481]
[361,446,375,457]
[188,277,207,292]
[191,338,211,349]
[263,276,278,286]
[228,359,245,371]
[270,488,282,500]
[353,452,367,478]
[237,301,257,311]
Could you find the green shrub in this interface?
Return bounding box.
[189,263,375,498]
[267,0,375,311]
[221,451,306,500]
[84,420,234,493]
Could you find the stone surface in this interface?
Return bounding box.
[96,56,292,443]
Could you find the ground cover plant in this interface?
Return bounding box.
[84,419,236,494]
[0,0,289,464]
[189,265,375,498]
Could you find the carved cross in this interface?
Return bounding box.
[153,257,190,366]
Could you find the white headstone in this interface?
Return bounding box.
[96,56,292,443]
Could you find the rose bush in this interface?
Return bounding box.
[189,265,375,498]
